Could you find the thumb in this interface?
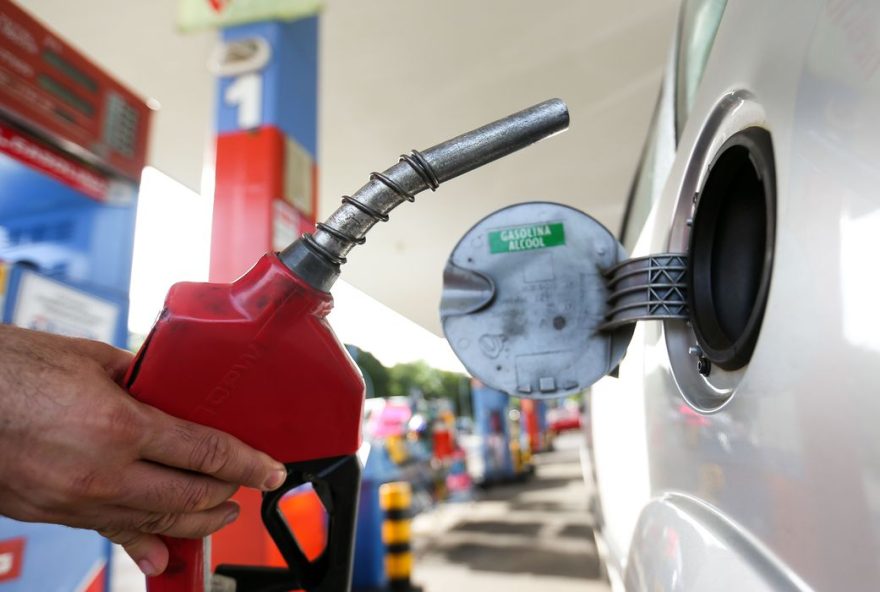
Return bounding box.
[100,529,169,576]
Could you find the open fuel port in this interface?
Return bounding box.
[688,127,775,371]
[667,124,776,411]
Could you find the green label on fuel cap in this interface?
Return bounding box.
[489,222,565,254]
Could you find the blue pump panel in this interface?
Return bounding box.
[216,17,318,157]
[0,149,131,590]
[472,384,515,482]
[3,264,129,347]
[0,151,137,301]
[0,3,147,584]
[0,150,136,350]
[0,117,139,592]
[0,520,110,590]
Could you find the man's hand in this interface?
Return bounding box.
[0,325,288,576]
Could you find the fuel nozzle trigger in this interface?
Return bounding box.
[215,455,361,592]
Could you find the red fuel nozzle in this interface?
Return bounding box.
[126,99,569,592]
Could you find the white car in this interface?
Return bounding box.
[587,0,880,590]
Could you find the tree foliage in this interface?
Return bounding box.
[347,345,468,410]
[347,346,390,398]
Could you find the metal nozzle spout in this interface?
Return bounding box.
[280,98,570,291]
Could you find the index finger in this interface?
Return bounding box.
[138,405,287,491]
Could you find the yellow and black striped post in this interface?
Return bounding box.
[380,481,414,591]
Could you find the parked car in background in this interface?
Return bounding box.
[584,0,880,590]
[547,400,583,434]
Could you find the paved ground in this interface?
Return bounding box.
[410,432,610,592]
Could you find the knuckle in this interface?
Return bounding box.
[179,480,212,513]
[103,404,143,442]
[26,479,74,516]
[82,401,142,450]
[237,460,259,487]
[137,512,178,535]
[189,431,231,476]
[67,469,117,502]
[98,527,123,540]
[14,501,49,524]
[99,528,140,546]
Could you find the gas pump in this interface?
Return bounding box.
[520,398,549,453]
[469,381,516,485]
[0,2,152,589]
[202,12,323,580]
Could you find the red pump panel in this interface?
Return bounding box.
[211,126,318,283]
[210,128,285,283]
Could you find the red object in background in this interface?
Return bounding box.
[548,403,582,434]
[126,253,364,592]
[268,488,328,565]
[211,126,317,283]
[0,537,25,582]
[209,0,229,12]
[210,486,328,592]
[521,399,542,452]
[0,1,151,181]
[81,564,107,592]
[433,423,454,460]
[211,488,265,574]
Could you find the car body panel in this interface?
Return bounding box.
[590,0,880,590]
[625,494,810,591]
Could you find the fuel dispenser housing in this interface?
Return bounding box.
[0,2,152,590]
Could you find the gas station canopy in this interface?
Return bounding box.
[24,0,678,334]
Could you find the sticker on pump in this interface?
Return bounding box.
[0,537,25,582]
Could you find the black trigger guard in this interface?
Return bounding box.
[215,454,361,592]
[263,454,361,591]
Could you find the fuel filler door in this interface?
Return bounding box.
[440,202,687,399]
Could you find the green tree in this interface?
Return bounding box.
[346,346,469,411]
[388,360,468,412]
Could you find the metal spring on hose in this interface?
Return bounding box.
[399,149,440,191]
[301,149,440,267]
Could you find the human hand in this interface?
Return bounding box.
[0,325,287,576]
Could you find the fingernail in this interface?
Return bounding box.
[137,559,158,576]
[223,506,240,526]
[263,468,287,490]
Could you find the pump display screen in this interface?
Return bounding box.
[42,49,98,93]
[0,1,150,180]
[37,73,95,117]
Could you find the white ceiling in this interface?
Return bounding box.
[23,0,679,334]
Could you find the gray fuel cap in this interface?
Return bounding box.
[440,202,635,399]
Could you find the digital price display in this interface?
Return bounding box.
[0,1,151,181]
